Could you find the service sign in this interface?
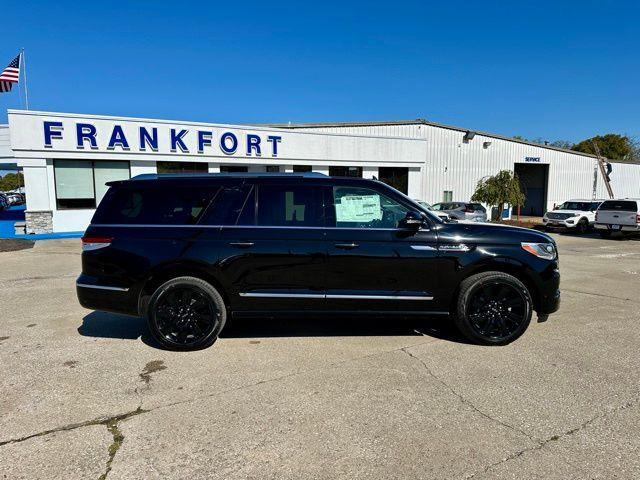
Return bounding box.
[7,110,426,165]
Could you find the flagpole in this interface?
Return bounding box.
[21,48,29,110]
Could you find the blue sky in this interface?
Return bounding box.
[0,0,637,143]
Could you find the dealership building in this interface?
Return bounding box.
[1,109,640,234]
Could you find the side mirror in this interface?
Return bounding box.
[399,211,423,230]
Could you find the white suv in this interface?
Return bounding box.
[543,199,603,234]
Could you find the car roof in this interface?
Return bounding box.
[563,199,604,202]
[106,173,402,192]
[602,198,640,201]
[129,172,328,181]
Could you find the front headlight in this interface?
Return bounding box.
[521,242,557,260]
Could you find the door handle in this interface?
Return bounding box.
[229,242,254,248]
[334,242,359,250]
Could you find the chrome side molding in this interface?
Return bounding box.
[76,283,129,292]
[239,292,433,301]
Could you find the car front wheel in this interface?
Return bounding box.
[454,272,533,345]
[147,276,227,350]
[576,218,589,234]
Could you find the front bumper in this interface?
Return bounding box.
[536,266,561,315]
[543,218,577,229]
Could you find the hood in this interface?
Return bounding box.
[437,221,553,245]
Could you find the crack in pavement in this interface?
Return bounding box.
[400,347,538,443]
[0,273,77,286]
[562,288,636,303]
[98,418,125,480]
[463,397,640,478]
[0,407,148,448]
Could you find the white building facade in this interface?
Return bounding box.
[4,110,640,234]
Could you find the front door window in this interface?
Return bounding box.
[330,186,409,229]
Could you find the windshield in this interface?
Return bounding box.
[557,201,595,211]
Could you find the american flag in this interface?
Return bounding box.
[0,53,21,93]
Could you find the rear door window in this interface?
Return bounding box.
[599,200,638,212]
[200,184,254,226]
[257,184,324,227]
[92,186,218,225]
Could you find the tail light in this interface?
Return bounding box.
[636,214,640,224]
[595,211,599,222]
[81,235,113,252]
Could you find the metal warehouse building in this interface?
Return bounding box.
[2,109,640,234]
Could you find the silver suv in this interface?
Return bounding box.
[431,202,487,222]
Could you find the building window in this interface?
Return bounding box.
[54,160,130,209]
[220,166,248,173]
[378,167,408,194]
[443,190,453,202]
[157,161,208,174]
[293,165,312,173]
[329,166,362,178]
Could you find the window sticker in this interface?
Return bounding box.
[336,194,382,222]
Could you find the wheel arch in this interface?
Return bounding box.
[451,258,542,313]
[137,260,228,316]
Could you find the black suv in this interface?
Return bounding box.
[77,173,560,350]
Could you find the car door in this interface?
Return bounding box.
[217,178,328,313]
[323,182,441,313]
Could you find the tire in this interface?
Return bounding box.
[147,276,226,351]
[576,218,588,234]
[598,230,612,239]
[454,271,533,346]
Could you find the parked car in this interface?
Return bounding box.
[414,200,450,221]
[2,192,23,206]
[0,194,8,211]
[543,199,603,234]
[431,202,487,222]
[77,173,560,350]
[594,198,640,238]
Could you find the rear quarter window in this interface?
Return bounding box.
[599,200,638,212]
[92,185,218,225]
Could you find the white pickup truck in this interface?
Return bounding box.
[543,199,603,234]
[594,199,640,238]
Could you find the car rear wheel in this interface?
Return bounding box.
[454,272,533,345]
[147,276,226,350]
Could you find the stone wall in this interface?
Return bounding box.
[25,210,53,234]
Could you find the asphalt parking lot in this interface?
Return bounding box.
[1,233,639,479]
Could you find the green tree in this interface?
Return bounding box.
[0,172,24,192]
[471,170,525,222]
[571,134,632,162]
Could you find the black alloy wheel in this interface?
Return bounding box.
[467,282,527,339]
[148,276,226,350]
[455,271,533,345]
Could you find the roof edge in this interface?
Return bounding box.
[261,119,610,161]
